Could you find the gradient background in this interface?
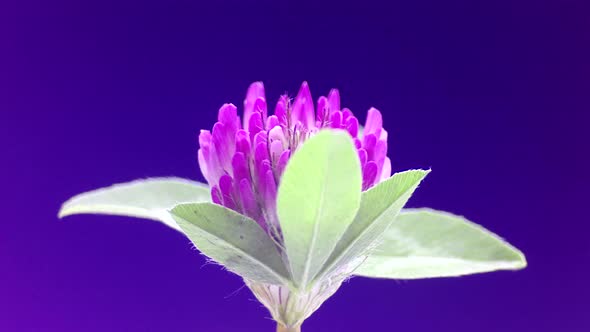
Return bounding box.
[1,0,589,331]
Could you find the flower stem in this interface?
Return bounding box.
[276,323,301,332]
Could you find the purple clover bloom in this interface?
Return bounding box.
[198,82,391,232]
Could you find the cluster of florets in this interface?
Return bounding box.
[198,82,390,232]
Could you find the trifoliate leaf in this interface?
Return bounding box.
[171,202,290,285]
[353,208,527,279]
[58,177,210,231]
[316,169,430,281]
[277,130,362,288]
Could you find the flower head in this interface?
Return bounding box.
[197,82,391,232]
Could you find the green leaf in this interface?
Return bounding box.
[277,130,362,288]
[58,177,210,231]
[316,169,430,281]
[170,202,290,285]
[353,208,527,279]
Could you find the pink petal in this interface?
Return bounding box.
[363,133,377,160]
[255,158,272,193]
[357,148,368,168]
[198,130,212,147]
[266,115,280,129]
[373,140,387,175]
[253,131,268,149]
[254,143,270,174]
[345,116,359,137]
[211,185,222,205]
[269,140,284,162]
[342,108,353,122]
[380,157,392,181]
[198,131,215,182]
[274,95,288,127]
[268,125,285,144]
[362,161,378,191]
[248,112,264,144]
[212,122,234,172]
[243,82,266,130]
[364,107,383,137]
[353,137,362,149]
[327,88,340,112]
[292,81,315,129]
[317,96,328,124]
[231,152,250,184]
[239,178,262,227]
[262,169,277,204]
[197,149,210,183]
[253,97,268,124]
[203,143,222,185]
[261,169,279,230]
[218,103,238,130]
[235,129,251,156]
[380,128,388,141]
[330,110,343,129]
[219,174,236,210]
[277,149,290,178]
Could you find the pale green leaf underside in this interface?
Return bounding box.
[278,130,362,287]
[353,208,527,279]
[171,203,290,285]
[316,169,430,281]
[58,177,210,231]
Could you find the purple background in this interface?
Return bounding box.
[2,0,589,331]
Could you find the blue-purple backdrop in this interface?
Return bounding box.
[2,0,589,331]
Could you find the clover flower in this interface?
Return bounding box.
[59,82,526,332]
[198,82,390,236]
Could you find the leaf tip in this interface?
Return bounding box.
[417,168,432,177]
[512,248,528,270]
[57,203,72,219]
